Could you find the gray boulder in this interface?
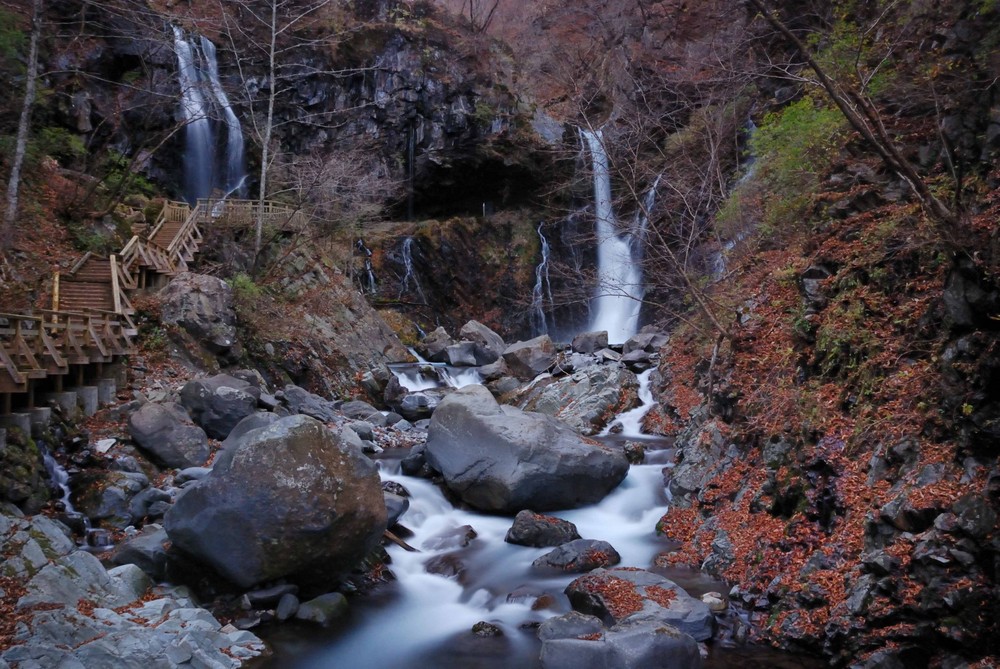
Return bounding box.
[110,525,171,582]
[159,273,238,356]
[164,415,386,589]
[539,612,701,669]
[179,374,259,440]
[416,326,454,362]
[520,364,639,435]
[502,336,557,379]
[622,328,669,355]
[505,510,581,547]
[128,402,210,469]
[445,342,481,367]
[459,320,506,360]
[295,592,348,626]
[571,331,609,354]
[279,384,340,423]
[565,568,714,641]
[533,539,621,572]
[424,386,629,513]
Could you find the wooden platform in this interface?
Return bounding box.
[1,198,300,408]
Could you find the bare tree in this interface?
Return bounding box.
[745,0,957,226]
[2,0,43,252]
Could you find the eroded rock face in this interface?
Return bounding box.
[519,364,639,435]
[159,273,238,357]
[164,415,386,590]
[424,385,629,513]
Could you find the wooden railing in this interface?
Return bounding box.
[2,198,303,401]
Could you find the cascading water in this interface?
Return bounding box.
[529,222,555,336]
[356,239,377,293]
[399,237,427,304]
[631,173,662,262]
[172,27,247,204]
[200,36,246,197]
[173,26,214,204]
[581,128,643,344]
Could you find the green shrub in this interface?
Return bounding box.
[751,96,846,234]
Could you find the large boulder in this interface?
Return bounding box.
[520,364,639,435]
[179,374,260,440]
[571,331,609,354]
[502,336,557,379]
[159,273,238,356]
[565,568,714,642]
[164,415,386,590]
[622,327,669,355]
[128,402,210,469]
[424,386,629,513]
[539,611,701,669]
[459,320,506,364]
[415,326,454,362]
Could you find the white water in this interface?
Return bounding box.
[173,26,214,204]
[298,459,670,669]
[200,36,246,196]
[399,237,427,304]
[41,448,73,512]
[581,128,643,344]
[530,223,555,336]
[391,364,483,392]
[600,368,656,437]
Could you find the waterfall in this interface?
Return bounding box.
[399,237,426,304]
[530,222,555,336]
[581,128,643,344]
[356,239,377,293]
[200,36,246,196]
[631,173,662,262]
[172,27,247,204]
[173,26,214,204]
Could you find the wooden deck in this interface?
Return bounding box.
[1,199,300,408]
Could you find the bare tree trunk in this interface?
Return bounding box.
[254,0,278,261]
[746,0,957,226]
[2,0,43,251]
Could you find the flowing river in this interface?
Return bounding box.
[252,370,823,669]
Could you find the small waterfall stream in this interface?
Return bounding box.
[581,128,644,344]
[530,223,555,336]
[399,237,427,304]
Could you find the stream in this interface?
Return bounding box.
[253,370,824,669]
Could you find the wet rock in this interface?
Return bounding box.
[572,331,609,354]
[385,492,409,526]
[165,415,387,590]
[503,336,557,379]
[276,592,300,621]
[246,584,298,608]
[505,510,581,547]
[472,621,504,637]
[624,442,645,464]
[278,385,340,423]
[179,374,260,440]
[459,320,506,361]
[71,470,149,529]
[110,525,171,582]
[520,364,639,436]
[416,326,455,362]
[295,592,348,626]
[339,400,385,424]
[539,611,700,669]
[565,568,714,641]
[128,402,210,469]
[622,328,669,355]
[621,349,656,372]
[424,386,629,513]
[446,341,481,366]
[533,539,621,572]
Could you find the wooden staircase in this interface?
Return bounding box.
[2,198,300,406]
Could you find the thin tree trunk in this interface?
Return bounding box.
[254,0,278,261]
[2,0,43,251]
[746,0,957,226]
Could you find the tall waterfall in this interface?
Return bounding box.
[200,36,246,197]
[581,128,643,344]
[530,222,555,336]
[172,27,247,204]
